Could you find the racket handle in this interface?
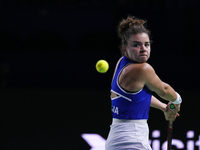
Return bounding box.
[168,121,173,150]
[167,103,176,150]
[169,103,175,111]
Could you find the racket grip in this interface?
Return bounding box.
[169,103,175,111]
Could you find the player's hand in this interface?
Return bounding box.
[164,102,180,121]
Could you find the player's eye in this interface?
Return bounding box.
[145,43,150,47]
[133,43,140,47]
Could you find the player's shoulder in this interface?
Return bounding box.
[127,62,154,72]
[121,62,154,82]
[122,62,154,79]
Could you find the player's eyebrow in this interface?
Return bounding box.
[132,41,150,44]
[132,41,141,43]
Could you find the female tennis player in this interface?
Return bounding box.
[105,15,182,150]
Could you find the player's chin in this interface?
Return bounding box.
[138,58,148,63]
[138,56,149,63]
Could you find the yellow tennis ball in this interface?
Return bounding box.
[95,60,109,73]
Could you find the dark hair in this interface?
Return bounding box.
[117,15,151,55]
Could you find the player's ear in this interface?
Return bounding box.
[122,45,126,54]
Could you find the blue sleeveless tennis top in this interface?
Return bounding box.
[111,56,152,120]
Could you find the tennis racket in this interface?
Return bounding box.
[167,103,176,150]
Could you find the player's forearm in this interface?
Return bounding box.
[157,83,177,102]
[150,96,167,112]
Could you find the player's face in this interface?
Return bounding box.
[123,33,151,63]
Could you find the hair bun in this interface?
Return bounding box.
[117,16,146,38]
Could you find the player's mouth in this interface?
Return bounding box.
[140,55,148,57]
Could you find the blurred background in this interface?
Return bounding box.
[0,0,200,149]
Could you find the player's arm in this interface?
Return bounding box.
[150,95,167,111]
[142,63,177,102]
[151,96,180,121]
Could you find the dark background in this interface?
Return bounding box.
[0,0,200,149]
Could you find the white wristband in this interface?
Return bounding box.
[172,92,182,104]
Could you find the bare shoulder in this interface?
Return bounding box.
[140,63,155,73]
[122,62,157,83]
[119,62,155,92]
[120,62,155,84]
[124,62,154,75]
